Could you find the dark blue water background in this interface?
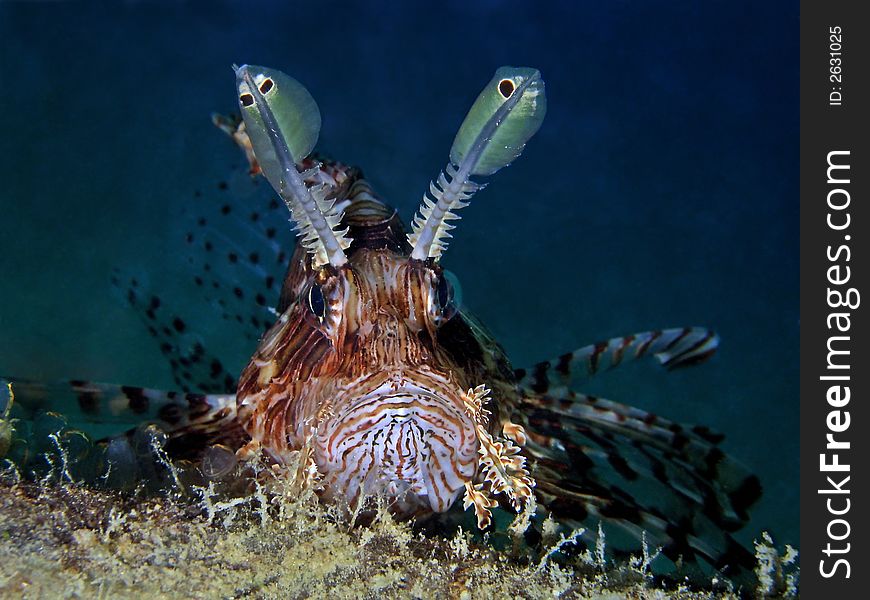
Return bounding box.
[0,1,798,549]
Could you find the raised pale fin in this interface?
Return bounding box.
[408,67,546,260]
[235,64,351,268]
[235,65,320,187]
[450,66,547,177]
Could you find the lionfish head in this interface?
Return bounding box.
[238,234,479,516]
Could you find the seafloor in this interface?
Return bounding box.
[1,1,798,597]
[0,479,795,599]
[0,0,798,551]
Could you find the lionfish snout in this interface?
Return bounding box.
[314,378,479,515]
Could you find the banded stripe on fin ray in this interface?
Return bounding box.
[514,385,761,581]
[515,327,719,393]
[2,378,244,457]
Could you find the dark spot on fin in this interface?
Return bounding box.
[121,386,149,414]
[729,475,763,521]
[77,390,99,415]
[556,352,572,377]
[531,361,549,394]
[607,452,638,481]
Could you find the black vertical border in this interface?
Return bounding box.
[800,0,868,596]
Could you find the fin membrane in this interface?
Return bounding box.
[517,387,761,582]
[111,269,238,394]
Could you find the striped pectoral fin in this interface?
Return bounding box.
[4,377,236,431]
[520,389,761,525]
[4,376,241,450]
[533,474,757,582]
[515,327,719,393]
[517,388,761,582]
[3,377,247,490]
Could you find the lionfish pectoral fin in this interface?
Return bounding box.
[515,327,719,393]
[517,387,761,583]
[112,269,239,394]
[2,378,244,458]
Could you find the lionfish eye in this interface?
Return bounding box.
[498,78,515,98]
[308,284,326,319]
[433,270,462,323]
[258,78,274,94]
[239,92,254,107]
[436,274,453,309]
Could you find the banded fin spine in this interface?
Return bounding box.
[516,327,719,393]
[517,386,761,581]
[3,378,243,457]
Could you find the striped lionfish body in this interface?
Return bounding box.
[2,65,762,581]
[235,174,490,517]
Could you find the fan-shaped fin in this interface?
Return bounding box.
[516,386,761,583]
[111,270,238,394]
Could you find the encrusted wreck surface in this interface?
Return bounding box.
[0,479,796,599]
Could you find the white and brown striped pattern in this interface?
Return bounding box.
[235,169,485,516]
[314,372,478,512]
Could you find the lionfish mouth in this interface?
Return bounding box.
[315,383,480,514]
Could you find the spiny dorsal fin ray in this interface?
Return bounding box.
[516,327,719,393]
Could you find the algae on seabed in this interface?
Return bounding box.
[0,475,799,600]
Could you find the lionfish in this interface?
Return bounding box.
[2,64,761,581]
